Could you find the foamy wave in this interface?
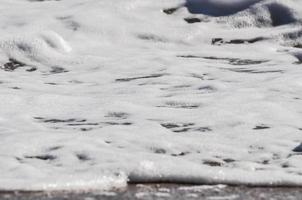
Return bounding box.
[0,0,302,191]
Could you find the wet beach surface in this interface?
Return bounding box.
[2,184,302,200]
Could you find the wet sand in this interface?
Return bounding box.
[1,184,302,200]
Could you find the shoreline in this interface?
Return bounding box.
[2,184,302,199]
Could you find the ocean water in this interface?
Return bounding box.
[0,0,302,191]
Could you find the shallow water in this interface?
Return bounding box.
[0,0,302,190]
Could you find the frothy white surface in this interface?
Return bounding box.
[0,0,302,190]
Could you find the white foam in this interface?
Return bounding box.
[0,0,302,191]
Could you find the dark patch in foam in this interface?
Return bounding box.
[225,68,283,74]
[162,6,182,15]
[281,163,290,168]
[283,29,302,41]
[66,21,80,31]
[152,148,167,154]
[25,155,56,161]
[161,123,192,129]
[26,67,37,72]
[161,122,212,133]
[191,73,214,81]
[35,117,100,132]
[159,101,200,109]
[104,112,132,126]
[34,113,133,132]
[198,85,216,93]
[49,66,69,74]
[223,158,236,163]
[2,56,36,73]
[47,146,62,151]
[178,55,268,66]
[211,38,224,45]
[293,44,302,49]
[57,16,80,31]
[76,153,91,161]
[195,127,212,132]
[15,157,24,163]
[105,112,129,119]
[173,128,191,133]
[249,145,264,151]
[80,128,93,132]
[35,118,87,123]
[272,153,281,160]
[184,18,202,24]
[212,37,266,45]
[160,85,192,91]
[137,34,167,43]
[294,61,302,65]
[67,123,100,126]
[45,82,58,85]
[173,85,191,89]
[171,152,189,157]
[17,43,33,52]
[203,160,223,167]
[253,125,270,130]
[116,74,166,82]
[1,58,25,71]
[104,122,132,126]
